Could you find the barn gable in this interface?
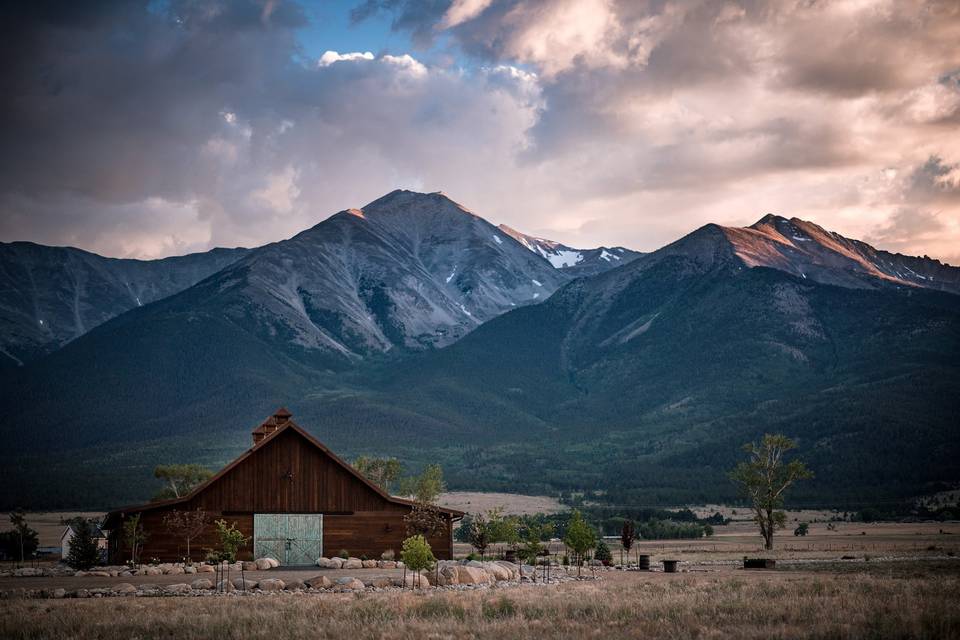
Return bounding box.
[102,409,461,563]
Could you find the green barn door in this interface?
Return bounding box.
[253,514,323,566]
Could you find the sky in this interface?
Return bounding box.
[1,0,959,264]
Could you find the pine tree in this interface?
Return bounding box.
[65,520,101,570]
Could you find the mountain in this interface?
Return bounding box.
[367,218,960,503]
[150,190,568,361]
[498,224,642,277]
[0,242,249,367]
[2,208,958,509]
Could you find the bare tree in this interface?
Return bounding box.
[161,508,210,562]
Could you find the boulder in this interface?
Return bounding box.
[196,564,215,573]
[484,563,513,582]
[316,557,339,569]
[365,577,393,589]
[231,577,257,590]
[191,579,213,590]
[335,577,366,591]
[266,558,280,569]
[74,571,88,577]
[327,557,344,569]
[343,558,363,570]
[379,561,397,569]
[144,567,163,576]
[165,583,192,595]
[89,570,112,577]
[242,561,257,572]
[455,566,492,585]
[184,566,197,574]
[361,559,377,569]
[394,573,430,589]
[113,583,137,595]
[255,558,274,571]
[436,565,459,586]
[164,566,185,575]
[285,579,305,591]
[119,571,133,578]
[494,561,521,579]
[305,575,333,589]
[258,578,285,591]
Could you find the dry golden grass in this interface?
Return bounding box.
[2,562,958,639]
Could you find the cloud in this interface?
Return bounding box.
[1,0,960,266]
[319,50,375,66]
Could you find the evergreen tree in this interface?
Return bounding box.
[65,520,100,570]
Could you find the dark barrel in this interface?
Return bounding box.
[638,554,651,570]
[662,559,679,573]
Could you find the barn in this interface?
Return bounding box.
[102,409,462,564]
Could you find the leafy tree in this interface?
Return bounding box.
[400,535,435,589]
[354,456,403,493]
[519,521,554,580]
[152,464,213,500]
[619,519,635,566]
[399,464,446,504]
[794,522,809,537]
[562,510,596,576]
[490,512,521,554]
[594,539,612,566]
[729,434,813,550]
[162,508,210,561]
[5,511,39,564]
[65,520,101,570]
[468,511,493,559]
[122,514,148,565]
[212,519,249,563]
[403,503,447,539]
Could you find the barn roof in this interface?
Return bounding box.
[103,409,463,526]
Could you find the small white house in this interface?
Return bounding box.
[60,523,108,562]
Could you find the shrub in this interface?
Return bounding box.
[213,519,249,563]
[338,549,349,559]
[400,535,435,588]
[381,549,395,561]
[594,540,613,565]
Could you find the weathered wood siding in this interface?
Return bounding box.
[108,427,455,563]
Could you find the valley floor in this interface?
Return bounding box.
[1,560,958,639]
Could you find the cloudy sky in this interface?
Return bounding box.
[2,0,959,264]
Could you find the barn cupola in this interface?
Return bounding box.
[252,407,293,445]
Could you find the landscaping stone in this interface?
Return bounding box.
[335,577,365,591]
[365,577,393,589]
[455,566,492,585]
[255,558,273,571]
[112,583,137,595]
[52,588,66,599]
[266,558,280,569]
[305,575,333,589]
[191,579,213,590]
[184,566,197,574]
[285,579,305,591]
[258,578,285,591]
[196,564,215,573]
[144,567,162,576]
[343,557,363,570]
[379,560,397,569]
[231,577,257,590]
[361,559,377,568]
[165,583,192,595]
[242,561,257,571]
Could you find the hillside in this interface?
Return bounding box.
[1,211,958,509]
[0,242,248,367]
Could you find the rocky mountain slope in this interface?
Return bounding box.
[0,242,248,367]
[498,224,642,277]
[1,209,958,508]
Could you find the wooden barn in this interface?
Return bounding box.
[102,409,462,565]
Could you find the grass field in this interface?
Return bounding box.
[1,561,958,639]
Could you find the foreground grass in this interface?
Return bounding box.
[2,567,959,639]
